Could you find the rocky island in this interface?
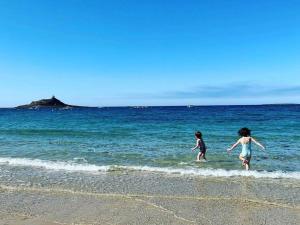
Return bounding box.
[16,96,88,109]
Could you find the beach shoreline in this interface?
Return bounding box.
[0,166,299,225]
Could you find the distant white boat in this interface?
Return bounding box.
[133,106,148,109]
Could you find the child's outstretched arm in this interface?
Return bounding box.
[227,139,240,153]
[191,139,200,151]
[251,137,265,151]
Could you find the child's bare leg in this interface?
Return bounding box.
[239,154,251,170]
[245,163,249,170]
[245,160,251,170]
[203,153,207,160]
[197,152,204,161]
[239,154,246,165]
[196,152,200,161]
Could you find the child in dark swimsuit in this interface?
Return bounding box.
[191,131,207,161]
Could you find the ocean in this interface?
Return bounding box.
[0,105,299,180]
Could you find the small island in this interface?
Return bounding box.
[16,96,89,109]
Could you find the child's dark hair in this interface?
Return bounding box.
[238,127,251,137]
[195,131,202,139]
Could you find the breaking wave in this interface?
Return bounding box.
[0,157,299,179]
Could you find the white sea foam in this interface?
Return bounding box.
[0,157,299,179]
[0,157,110,172]
[121,165,300,179]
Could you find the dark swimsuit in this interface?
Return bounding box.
[199,139,206,154]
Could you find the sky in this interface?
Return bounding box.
[0,0,299,107]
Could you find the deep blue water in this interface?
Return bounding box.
[0,105,299,174]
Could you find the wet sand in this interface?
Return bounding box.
[0,167,299,225]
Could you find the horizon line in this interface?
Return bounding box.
[0,102,299,109]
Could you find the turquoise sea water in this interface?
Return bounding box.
[0,105,299,178]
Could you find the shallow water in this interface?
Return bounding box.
[0,105,299,178]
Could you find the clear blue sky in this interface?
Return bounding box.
[0,0,299,106]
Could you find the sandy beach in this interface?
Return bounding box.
[1,0,300,224]
[0,166,299,225]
